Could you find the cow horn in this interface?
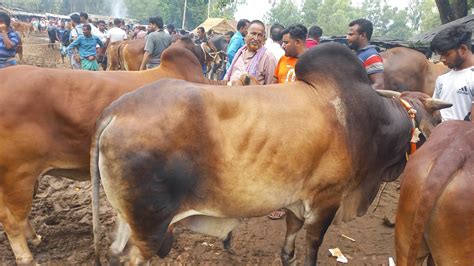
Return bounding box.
[425,98,453,110]
[376,90,402,98]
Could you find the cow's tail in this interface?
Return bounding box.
[406,143,468,265]
[91,115,115,266]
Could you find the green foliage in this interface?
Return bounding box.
[420,0,441,32]
[305,0,362,36]
[263,0,445,40]
[4,0,245,30]
[264,0,302,26]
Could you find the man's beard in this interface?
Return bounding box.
[348,42,358,51]
[449,52,464,69]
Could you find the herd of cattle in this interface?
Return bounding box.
[0,40,472,266]
[106,34,226,77]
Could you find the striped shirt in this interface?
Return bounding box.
[357,45,383,75]
[0,27,20,66]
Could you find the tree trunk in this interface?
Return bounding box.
[453,0,468,19]
[435,0,468,24]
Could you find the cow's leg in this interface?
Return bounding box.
[25,219,42,246]
[0,171,38,264]
[109,214,131,264]
[222,231,233,251]
[303,205,339,266]
[281,210,304,265]
[127,219,172,265]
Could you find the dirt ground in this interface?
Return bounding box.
[1,34,400,265]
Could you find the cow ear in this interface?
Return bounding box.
[376,90,401,98]
[424,98,452,111]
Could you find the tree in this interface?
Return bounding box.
[407,0,422,32]
[264,0,302,26]
[435,0,469,24]
[420,0,441,32]
[301,0,361,36]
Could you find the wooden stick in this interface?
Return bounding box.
[341,234,356,242]
[372,182,388,213]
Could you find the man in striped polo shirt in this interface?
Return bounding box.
[346,18,384,90]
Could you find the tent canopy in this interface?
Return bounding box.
[410,14,474,44]
[193,18,236,34]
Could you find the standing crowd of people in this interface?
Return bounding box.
[1,10,472,126]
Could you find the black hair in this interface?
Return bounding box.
[149,16,164,29]
[70,13,81,24]
[197,26,205,33]
[225,31,234,37]
[113,18,121,26]
[237,19,250,30]
[249,20,265,31]
[167,24,175,31]
[308,25,323,39]
[431,24,472,53]
[180,36,193,44]
[281,24,307,41]
[270,23,285,42]
[80,12,88,20]
[0,12,11,28]
[98,20,106,25]
[349,18,373,41]
[83,24,91,31]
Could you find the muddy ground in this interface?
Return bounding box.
[1,34,399,265]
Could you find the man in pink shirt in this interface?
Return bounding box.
[225,20,277,85]
[306,25,322,49]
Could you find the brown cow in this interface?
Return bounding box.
[395,121,474,266]
[0,46,252,265]
[11,21,32,38]
[121,39,145,71]
[91,43,452,265]
[106,41,127,70]
[107,38,205,72]
[382,47,449,96]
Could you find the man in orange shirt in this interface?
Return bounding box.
[268,24,308,221]
[273,24,308,84]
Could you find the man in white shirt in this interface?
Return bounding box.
[105,18,128,48]
[79,12,101,37]
[265,23,285,62]
[431,24,473,122]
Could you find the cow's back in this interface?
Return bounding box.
[382,47,448,96]
[0,66,148,172]
[395,121,474,265]
[122,39,145,71]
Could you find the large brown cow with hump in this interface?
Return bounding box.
[91,43,452,265]
[395,121,474,266]
[0,46,250,265]
[382,47,449,96]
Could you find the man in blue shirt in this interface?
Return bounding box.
[67,24,104,71]
[346,18,384,90]
[226,19,250,70]
[0,12,20,69]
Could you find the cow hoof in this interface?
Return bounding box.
[223,232,233,250]
[383,215,396,227]
[15,256,35,266]
[281,251,296,266]
[157,231,174,258]
[31,235,42,246]
[108,254,121,266]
